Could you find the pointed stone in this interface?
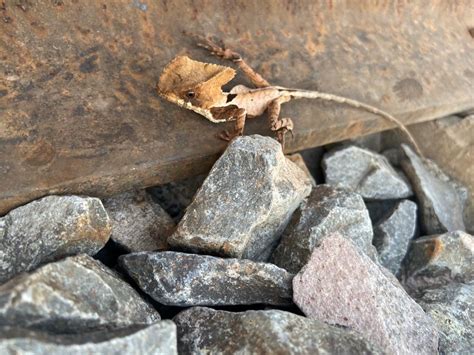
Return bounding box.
[322,146,412,200]
[0,321,177,355]
[103,190,175,252]
[119,251,292,306]
[403,231,474,295]
[271,185,375,273]
[401,144,466,234]
[417,282,474,354]
[174,307,380,354]
[293,234,438,354]
[0,255,160,333]
[373,199,418,275]
[168,135,312,261]
[0,195,111,284]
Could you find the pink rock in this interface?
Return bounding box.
[293,234,439,354]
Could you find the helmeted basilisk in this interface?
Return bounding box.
[157,37,422,156]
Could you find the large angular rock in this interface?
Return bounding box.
[103,190,175,252]
[373,199,418,275]
[271,185,375,273]
[119,251,292,306]
[0,195,111,284]
[417,282,473,355]
[0,321,177,355]
[322,146,413,200]
[403,231,474,295]
[293,234,438,354]
[404,115,474,232]
[0,254,160,334]
[401,144,466,234]
[168,135,312,261]
[173,307,380,354]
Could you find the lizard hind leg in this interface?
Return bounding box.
[196,36,271,88]
[268,96,294,148]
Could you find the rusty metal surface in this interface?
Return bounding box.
[1,0,473,214]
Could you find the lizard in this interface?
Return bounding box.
[157,36,422,156]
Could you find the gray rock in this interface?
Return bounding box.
[103,190,175,252]
[0,254,160,333]
[0,195,111,284]
[0,321,177,355]
[403,231,474,295]
[373,200,418,275]
[119,251,292,306]
[173,307,380,354]
[148,174,207,222]
[417,282,474,355]
[168,135,312,261]
[401,144,466,234]
[293,234,439,355]
[397,115,474,233]
[322,145,413,200]
[271,185,375,273]
[286,153,317,186]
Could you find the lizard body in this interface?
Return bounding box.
[157,38,422,155]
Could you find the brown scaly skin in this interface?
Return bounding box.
[157,36,423,156]
[196,37,294,143]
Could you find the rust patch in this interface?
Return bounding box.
[393,78,423,101]
[220,241,235,256]
[21,140,56,167]
[79,55,99,73]
[425,239,444,259]
[305,33,325,56]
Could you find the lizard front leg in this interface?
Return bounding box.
[197,36,270,88]
[267,96,294,147]
[210,105,247,141]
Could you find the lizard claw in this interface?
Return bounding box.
[277,130,286,150]
[218,130,233,141]
[218,129,241,142]
[218,130,231,141]
[274,117,294,147]
[276,127,293,150]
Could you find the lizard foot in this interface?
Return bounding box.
[275,118,294,149]
[218,129,241,142]
[196,36,242,62]
[276,129,287,143]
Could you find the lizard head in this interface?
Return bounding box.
[157,56,235,120]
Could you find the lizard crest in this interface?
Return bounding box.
[157,56,235,120]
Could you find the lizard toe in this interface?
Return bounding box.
[218,130,232,141]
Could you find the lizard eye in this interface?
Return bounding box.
[185,91,195,99]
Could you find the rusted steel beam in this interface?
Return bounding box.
[0,0,473,214]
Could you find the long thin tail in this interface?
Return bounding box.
[285,89,423,156]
